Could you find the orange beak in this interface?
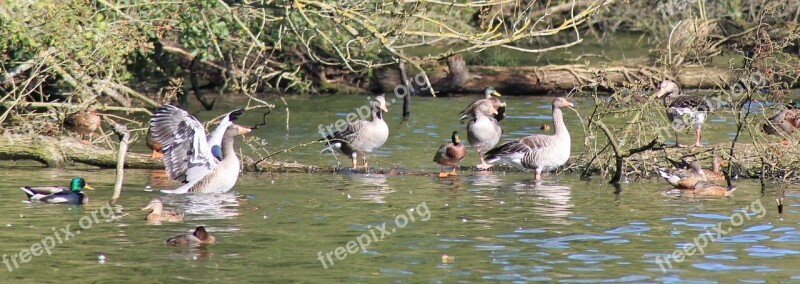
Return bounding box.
[238,126,252,135]
[380,104,388,113]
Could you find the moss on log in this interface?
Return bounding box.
[0,134,162,168]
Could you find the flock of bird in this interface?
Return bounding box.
[17,80,800,242]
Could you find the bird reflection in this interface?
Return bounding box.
[148,170,171,188]
[513,180,573,225]
[347,174,394,204]
[160,192,241,220]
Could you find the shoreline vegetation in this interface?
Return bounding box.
[2,1,800,186]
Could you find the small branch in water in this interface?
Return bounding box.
[106,118,130,204]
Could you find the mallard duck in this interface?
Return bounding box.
[433,131,467,177]
[763,108,800,145]
[20,177,94,204]
[657,162,706,189]
[63,105,101,143]
[149,105,251,194]
[142,197,184,222]
[467,101,502,170]
[146,128,163,159]
[702,155,727,183]
[484,97,573,181]
[655,80,719,147]
[165,226,216,246]
[690,181,736,197]
[321,96,389,170]
[460,86,506,122]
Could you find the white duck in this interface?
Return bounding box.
[149,105,251,194]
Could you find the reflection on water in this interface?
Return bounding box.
[161,192,241,221]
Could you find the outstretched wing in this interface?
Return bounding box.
[149,105,218,183]
[206,109,245,160]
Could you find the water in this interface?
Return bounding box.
[2,95,799,282]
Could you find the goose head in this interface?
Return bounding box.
[655,80,680,98]
[552,97,574,109]
[224,124,252,137]
[372,96,389,113]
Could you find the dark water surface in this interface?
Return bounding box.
[2,95,799,282]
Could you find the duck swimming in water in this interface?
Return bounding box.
[20,177,94,205]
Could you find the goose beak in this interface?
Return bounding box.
[380,105,388,113]
[566,101,574,108]
[238,126,252,135]
[654,88,668,98]
[492,91,502,97]
[84,184,95,190]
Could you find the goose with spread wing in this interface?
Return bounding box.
[655,80,718,147]
[149,105,251,194]
[484,97,573,181]
[321,96,389,170]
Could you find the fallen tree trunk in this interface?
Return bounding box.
[0,134,161,168]
[375,64,750,95]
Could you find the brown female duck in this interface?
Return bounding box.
[63,105,101,142]
[142,198,183,222]
[763,108,800,145]
[657,162,707,189]
[433,131,467,177]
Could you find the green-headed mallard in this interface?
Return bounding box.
[63,105,101,143]
[165,226,216,246]
[657,162,707,189]
[321,96,389,170]
[467,101,501,170]
[484,97,574,181]
[149,105,251,194]
[460,86,506,122]
[655,80,719,147]
[763,108,800,145]
[20,177,94,204]
[433,131,467,177]
[142,197,184,222]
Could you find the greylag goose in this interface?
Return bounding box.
[433,131,467,177]
[149,105,251,194]
[146,109,242,160]
[763,107,800,145]
[165,226,216,246]
[655,80,718,147]
[460,86,506,122]
[483,97,573,180]
[142,197,184,222]
[20,177,94,205]
[467,101,502,170]
[321,96,389,170]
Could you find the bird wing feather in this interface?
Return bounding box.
[149,105,218,183]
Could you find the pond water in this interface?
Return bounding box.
[2,94,800,282]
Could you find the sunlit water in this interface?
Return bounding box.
[2,94,800,282]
